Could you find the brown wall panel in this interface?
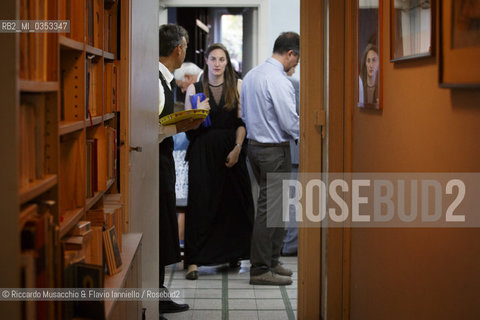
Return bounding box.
[349,1,480,319]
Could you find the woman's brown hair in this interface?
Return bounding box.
[201,43,239,111]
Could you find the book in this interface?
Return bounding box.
[89,226,103,266]
[20,251,36,320]
[71,220,91,236]
[159,109,209,126]
[103,226,122,275]
[64,263,105,320]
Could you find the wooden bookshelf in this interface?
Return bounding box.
[59,35,84,51]
[19,80,59,92]
[105,233,142,319]
[59,120,84,136]
[13,0,136,319]
[85,178,116,211]
[85,192,103,211]
[86,44,103,57]
[104,112,116,121]
[19,174,57,204]
[86,115,104,127]
[104,51,115,60]
[59,207,85,238]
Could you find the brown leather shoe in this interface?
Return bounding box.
[249,271,292,285]
[272,263,293,276]
[185,270,198,280]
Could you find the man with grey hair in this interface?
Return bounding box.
[158,24,204,317]
[174,62,203,93]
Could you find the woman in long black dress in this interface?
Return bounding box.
[184,43,254,280]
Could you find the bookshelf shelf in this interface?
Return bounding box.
[86,45,103,57]
[19,80,59,92]
[104,113,116,121]
[59,120,85,136]
[86,115,104,128]
[85,178,116,211]
[104,233,143,319]
[106,178,115,190]
[19,174,58,204]
[104,51,115,60]
[59,35,84,51]
[59,207,85,238]
[85,191,103,211]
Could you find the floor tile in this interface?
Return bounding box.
[177,288,195,299]
[161,310,193,320]
[228,299,257,310]
[254,289,282,299]
[193,298,222,310]
[258,310,289,320]
[170,279,197,289]
[195,279,222,289]
[256,299,287,310]
[228,279,252,289]
[164,258,298,319]
[229,310,259,320]
[228,289,255,299]
[186,310,222,319]
[290,299,297,310]
[286,289,297,300]
[194,288,222,299]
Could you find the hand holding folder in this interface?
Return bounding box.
[190,93,211,128]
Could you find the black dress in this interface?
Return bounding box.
[185,82,254,266]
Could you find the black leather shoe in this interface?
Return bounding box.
[229,260,241,268]
[159,316,168,320]
[185,270,198,280]
[158,300,189,313]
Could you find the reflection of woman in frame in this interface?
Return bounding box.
[359,43,379,107]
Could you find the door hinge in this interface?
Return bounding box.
[314,109,326,139]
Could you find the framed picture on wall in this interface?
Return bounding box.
[358,0,382,109]
[440,0,480,87]
[390,0,435,61]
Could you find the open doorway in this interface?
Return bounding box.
[166,7,256,76]
[158,1,304,319]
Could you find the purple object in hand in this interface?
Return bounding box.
[190,93,211,127]
[190,93,206,108]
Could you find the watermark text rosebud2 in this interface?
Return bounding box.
[266,173,480,228]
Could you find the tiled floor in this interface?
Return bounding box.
[163,257,298,320]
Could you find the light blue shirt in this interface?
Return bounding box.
[241,58,299,143]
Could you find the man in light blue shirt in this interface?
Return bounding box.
[242,32,300,286]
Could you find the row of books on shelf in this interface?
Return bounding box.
[87,0,102,48]
[19,0,51,81]
[86,127,117,198]
[87,0,119,54]
[86,60,119,118]
[20,195,124,287]
[63,194,124,276]
[20,202,56,320]
[104,3,118,55]
[19,94,47,188]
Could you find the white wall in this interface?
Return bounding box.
[130,0,160,319]
[159,0,300,68]
[269,0,300,51]
[269,0,300,78]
